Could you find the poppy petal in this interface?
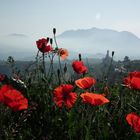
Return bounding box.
[80,92,110,106]
[0,85,28,112]
[75,77,96,89]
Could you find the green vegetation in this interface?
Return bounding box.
[0,29,140,140]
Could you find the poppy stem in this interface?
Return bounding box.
[42,52,46,77]
[106,55,114,82]
[53,33,66,83]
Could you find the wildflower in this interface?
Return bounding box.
[124,71,140,90]
[0,85,28,112]
[72,60,87,74]
[80,92,110,106]
[130,71,140,77]
[126,112,140,133]
[53,84,77,108]
[36,38,52,53]
[75,77,96,89]
[58,48,68,60]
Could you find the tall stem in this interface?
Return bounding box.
[54,34,63,82]
[53,30,67,83]
[42,52,46,77]
[106,55,114,80]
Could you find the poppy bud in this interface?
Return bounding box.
[50,38,53,45]
[57,69,60,77]
[79,53,82,61]
[57,69,61,84]
[112,51,114,57]
[55,47,58,51]
[53,28,56,35]
[64,63,67,73]
[46,37,49,42]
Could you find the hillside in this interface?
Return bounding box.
[57,27,140,59]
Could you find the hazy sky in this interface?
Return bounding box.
[0,0,140,38]
[0,0,140,60]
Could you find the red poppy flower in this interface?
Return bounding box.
[0,85,28,112]
[0,74,5,82]
[36,38,52,53]
[124,71,140,90]
[53,84,77,108]
[72,60,87,74]
[80,92,110,106]
[58,48,69,60]
[126,112,140,133]
[130,71,140,78]
[75,77,96,89]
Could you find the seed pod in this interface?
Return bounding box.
[64,63,67,73]
[53,28,56,35]
[79,53,82,61]
[112,51,114,57]
[46,37,49,42]
[50,38,53,45]
[57,69,60,77]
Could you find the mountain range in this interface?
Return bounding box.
[57,27,140,60]
[0,27,140,60]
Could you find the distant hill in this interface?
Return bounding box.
[58,28,139,40]
[0,52,36,61]
[57,27,140,59]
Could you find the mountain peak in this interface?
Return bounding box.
[57,27,140,59]
[58,27,139,39]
